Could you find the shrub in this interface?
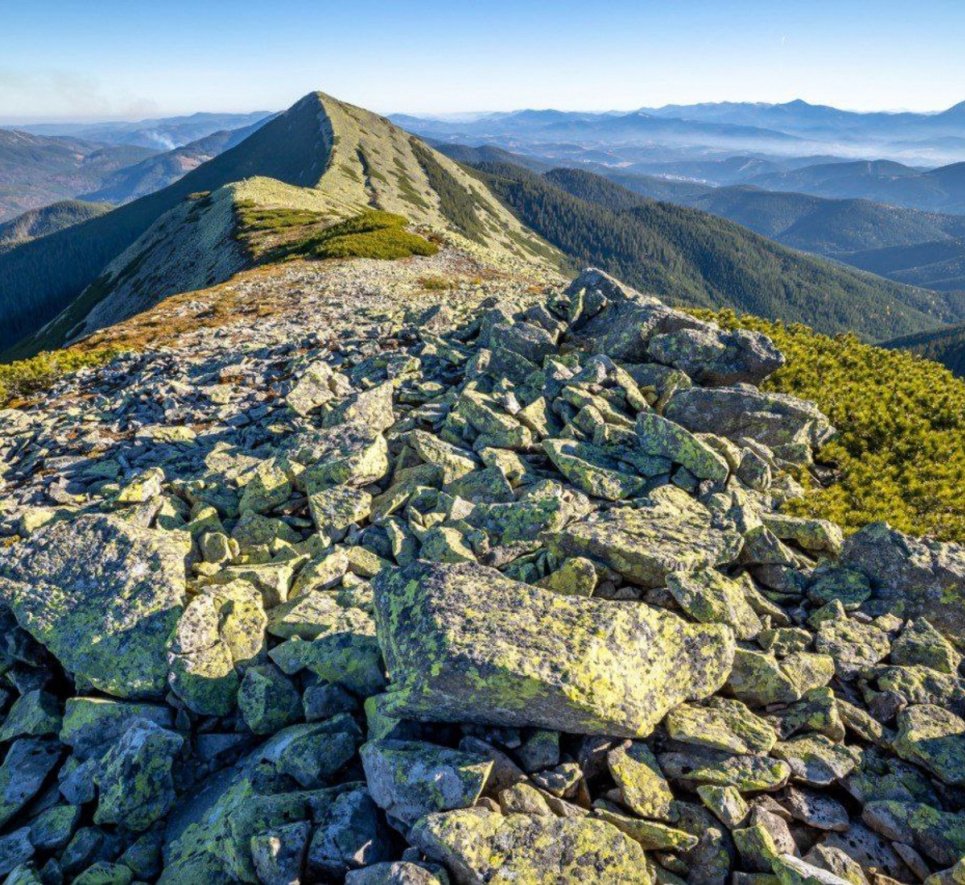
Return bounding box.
[0,347,121,407]
[694,309,965,542]
[275,210,438,262]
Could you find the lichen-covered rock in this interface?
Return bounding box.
[410,808,650,885]
[0,514,188,699]
[636,411,729,482]
[93,720,184,832]
[361,740,493,824]
[842,521,965,647]
[664,387,833,452]
[0,738,62,828]
[606,741,676,819]
[545,485,742,587]
[893,704,965,785]
[308,786,392,878]
[167,579,266,715]
[666,698,776,755]
[666,569,762,639]
[374,560,735,738]
[345,862,449,884]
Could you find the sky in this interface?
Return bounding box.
[1,0,963,122]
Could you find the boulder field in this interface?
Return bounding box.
[0,268,964,884]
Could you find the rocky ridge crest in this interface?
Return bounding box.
[0,267,964,884]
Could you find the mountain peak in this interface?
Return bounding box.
[1,90,559,355]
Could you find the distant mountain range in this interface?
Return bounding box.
[393,98,965,167]
[0,131,154,221]
[0,115,274,221]
[13,111,273,150]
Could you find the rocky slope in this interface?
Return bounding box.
[1,264,964,884]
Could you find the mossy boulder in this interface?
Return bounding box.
[410,808,650,885]
[373,560,735,738]
[0,514,189,699]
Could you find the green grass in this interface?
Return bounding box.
[695,308,965,542]
[272,210,438,262]
[0,347,122,407]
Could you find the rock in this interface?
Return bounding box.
[287,359,337,415]
[636,411,729,482]
[606,741,676,819]
[0,829,34,878]
[697,785,749,829]
[893,704,965,786]
[665,698,776,754]
[29,804,81,852]
[771,736,859,787]
[345,862,449,884]
[772,855,853,885]
[592,801,697,850]
[250,821,310,885]
[59,697,173,761]
[167,580,266,715]
[761,515,843,556]
[664,387,833,452]
[238,665,303,735]
[545,485,742,588]
[535,556,597,596]
[862,801,965,867]
[659,749,791,792]
[666,569,763,639]
[286,424,389,490]
[308,787,391,878]
[842,522,965,647]
[542,439,647,501]
[0,689,61,742]
[361,740,493,824]
[410,808,650,885]
[0,514,188,699]
[324,381,395,432]
[569,268,783,385]
[260,717,363,788]
[270,632,386,697]
[891,619,962,673]
[308,485,373,541]
[784,786,850,832]
[374,560,735,738]
[93,720,184,832]
[0,738,62,828]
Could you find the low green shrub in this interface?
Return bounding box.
[275,210,438,262]
[0,347,121,407]
[695,308,965,542]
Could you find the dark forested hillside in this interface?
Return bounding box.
[475,163,963,339]
[0,200,111,250]
[883,322,965,377]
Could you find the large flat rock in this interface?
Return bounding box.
[373,560,735,738]
[0,514,189,699]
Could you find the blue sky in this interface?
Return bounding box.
[1,0,963,121]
